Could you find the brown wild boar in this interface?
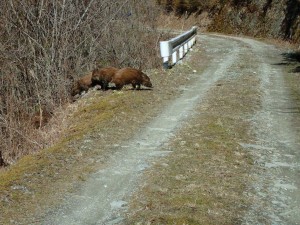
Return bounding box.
[71,72,93,96]
[91,67,118,90]
[111,67,152,90]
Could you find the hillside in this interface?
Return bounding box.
[157,0,300,43]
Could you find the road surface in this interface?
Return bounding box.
[44,34,300,225]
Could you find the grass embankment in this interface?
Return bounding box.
[125,49,262,224]
[0,92,137,223]
[0,49,204,223]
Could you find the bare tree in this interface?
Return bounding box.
[0,0,162,165]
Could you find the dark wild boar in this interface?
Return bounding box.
[71,72,93,96]
[111,67,152,90]
[91,67,118,90]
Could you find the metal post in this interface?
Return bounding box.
[179,46,184,59]
[159,26,197,69]
[163,57,169,69]
[172,51,177,65]
[160,41,171,69]
[184,43,188,54]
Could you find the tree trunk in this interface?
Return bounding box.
[0,151,6,167]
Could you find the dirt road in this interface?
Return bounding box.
[235,37,300,224]
[32,34,300,224]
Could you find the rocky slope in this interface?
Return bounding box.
[208,0,300,43]
[157,0,300,43]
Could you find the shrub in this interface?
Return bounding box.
[0,0,162,165]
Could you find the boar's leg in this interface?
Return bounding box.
[101,81,109,90]
[115,83,123,90]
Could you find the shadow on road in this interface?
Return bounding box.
[274,51,300,73]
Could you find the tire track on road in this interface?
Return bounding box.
[45,36,241,225]
[233,37,300,225]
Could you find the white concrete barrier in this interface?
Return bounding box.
[160,26,197,69]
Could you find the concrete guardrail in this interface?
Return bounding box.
[159,26,197,69]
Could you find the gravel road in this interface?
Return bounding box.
[44,34,300,225]
[234,36,300,224]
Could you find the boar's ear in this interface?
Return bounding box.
[143,73,150,78]
[92,68,98,74]
[137,64,142,71]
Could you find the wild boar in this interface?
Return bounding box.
[91,67,118,90]
[111,67,152,90]
[71,72,93,96]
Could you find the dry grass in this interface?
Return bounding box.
[157,1,300,44]
[0,33,271,223]
[0,1,163,166]
[157,12,211,32]
[0,47,203,223]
